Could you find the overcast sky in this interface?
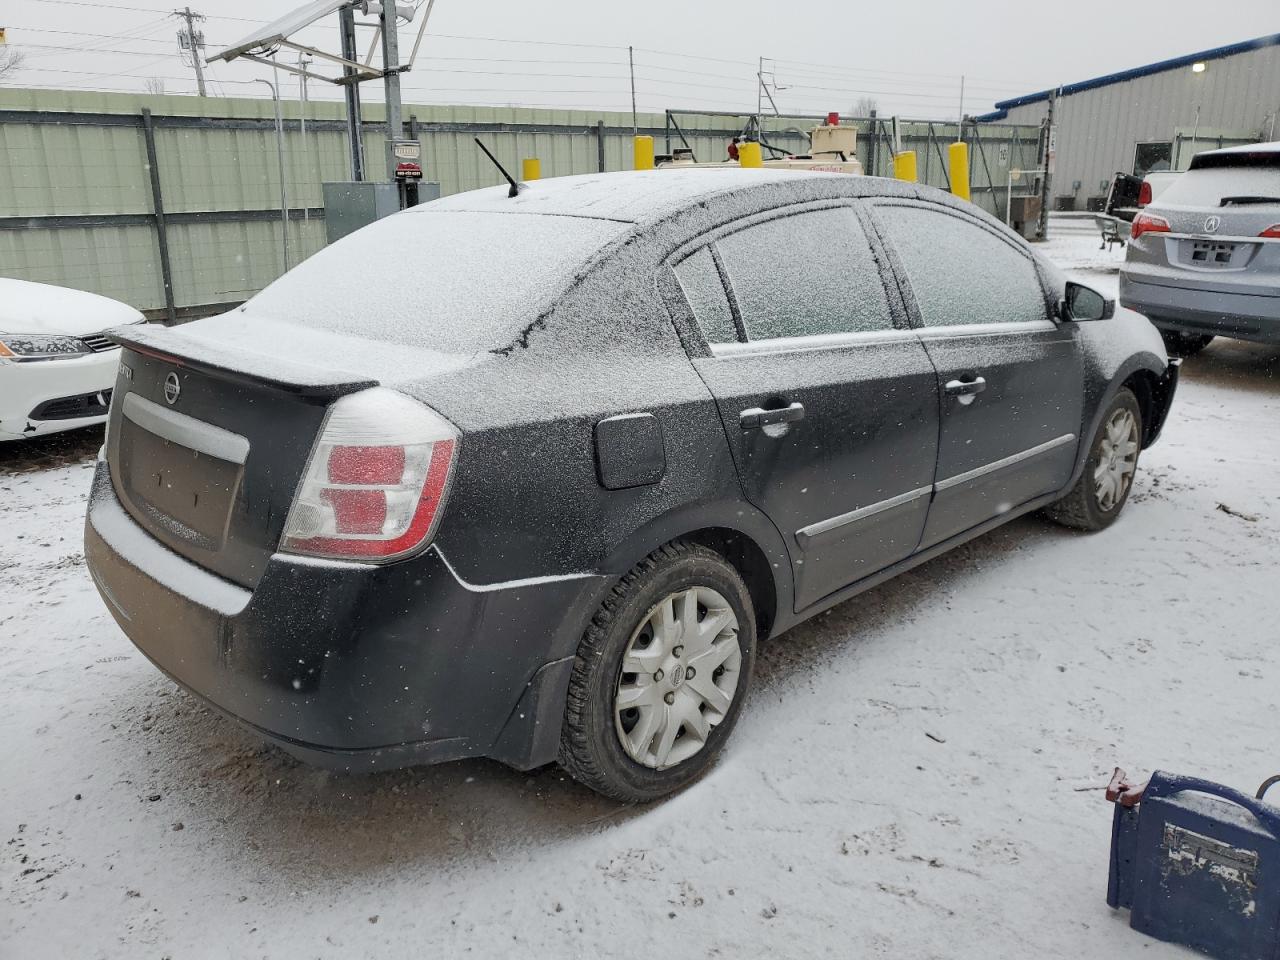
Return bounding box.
[5,0,1278,118]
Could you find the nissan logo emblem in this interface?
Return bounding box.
[1204,215,1221,233]
[163,372,181,405]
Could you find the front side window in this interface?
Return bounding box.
[715,207,893,341]
[875,205,1047,328]
[672,246,738,343]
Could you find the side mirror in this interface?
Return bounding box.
[1060,281,1115,322]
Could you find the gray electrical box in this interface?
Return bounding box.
[321,180,441,244]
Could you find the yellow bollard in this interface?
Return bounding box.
[633,135,655,171]
[892,150,918,183]
[948,142,971,201]
[737,140,763,168]
[521,157,541,181]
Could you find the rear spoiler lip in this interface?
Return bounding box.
[108,326,378,400]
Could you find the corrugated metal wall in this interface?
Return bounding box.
[998,44,1280,209]
[0,87,1038,317]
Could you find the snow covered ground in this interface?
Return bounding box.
[3,220,1279,958]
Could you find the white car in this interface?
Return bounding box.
[0,279,146,442]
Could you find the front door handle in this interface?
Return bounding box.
[945,376,987,400]
[740,402,805,430]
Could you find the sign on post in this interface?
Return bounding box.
[386,139,423,180]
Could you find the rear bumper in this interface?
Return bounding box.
[84,462,607,771]
[1120,273,1280,343]
[0,350,119,441]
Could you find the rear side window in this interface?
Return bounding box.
[673,247,737,343]
[876,205,1046,328]
[716,207,893,341]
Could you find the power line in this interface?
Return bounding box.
[24,0,260,22]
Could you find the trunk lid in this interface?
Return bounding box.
[105,315,476,589]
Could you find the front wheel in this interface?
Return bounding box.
[1045,388,1143,532]
[1159,329,1213,358]
[558,541,756,803]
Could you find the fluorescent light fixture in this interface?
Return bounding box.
[1191,61,1207,73]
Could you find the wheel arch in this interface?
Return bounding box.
[597,499,794,642]
[1065,351,1169,493]
[490,499,792,773]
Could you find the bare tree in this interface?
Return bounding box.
[0,48,26,83]
[144,77,167,96]
[851,96,879,118]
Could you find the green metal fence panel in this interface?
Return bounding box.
[0,88,1041,320]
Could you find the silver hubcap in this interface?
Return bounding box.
[614,586,742,771]
[1093,408,1138,511]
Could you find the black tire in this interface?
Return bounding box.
[1159,328,1213,358]
[558,540,756,803]
[1046,387,1143,532]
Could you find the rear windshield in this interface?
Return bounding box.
[1158,164,1280,209]
[245,210,631,352]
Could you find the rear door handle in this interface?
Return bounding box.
[740,402,805,430]
[945,376,987,398]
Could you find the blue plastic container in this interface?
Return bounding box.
[1108,770,1280,960]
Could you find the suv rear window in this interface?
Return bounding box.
[245,210,630,352]
[1159,162,1280,208]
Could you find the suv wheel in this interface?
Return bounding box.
[1159,329,1213,358]
[1046,388,1143,532]
[558,541,756,802]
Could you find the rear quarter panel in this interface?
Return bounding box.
[403,235,789,623]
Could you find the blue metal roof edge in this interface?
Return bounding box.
[975,32,1280,121]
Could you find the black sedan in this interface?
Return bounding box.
[85,169,1178,802]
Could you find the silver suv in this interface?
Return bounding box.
[1120,142,1280,357]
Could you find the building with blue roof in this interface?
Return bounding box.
[975,34,1280,211]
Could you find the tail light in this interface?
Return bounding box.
[1131,212,1171,240]
[281,388,458,562]
[1137,180,1152,206]
[1260,224,1280,239]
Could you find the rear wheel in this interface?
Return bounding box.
[1159,328,1213,358]
[1046,388,1142,532]
[558,541,755,803]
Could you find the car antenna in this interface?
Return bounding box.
[474,137,522,198]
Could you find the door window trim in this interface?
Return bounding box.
[710,325,920,359]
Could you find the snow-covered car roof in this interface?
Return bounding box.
[1189,141,1280,170]
[0,278,144,336]
[1195,140,1280,158]
[417,168,848,225]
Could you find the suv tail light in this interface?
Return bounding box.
[281,388,458,562]
[1260,224,1280,239]
[1131,212,1171,240]
[1137,180,1152,206]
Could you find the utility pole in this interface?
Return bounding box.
[338,4,364,181]
[756,55,764,129]
[628,45,637,137]
[1035,89,1056,241]
[173,6,206,97]
[299,52,312,226]
[380,1,403,144]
